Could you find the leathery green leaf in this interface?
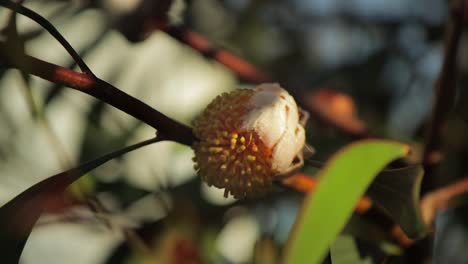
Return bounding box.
[284,139,411,264]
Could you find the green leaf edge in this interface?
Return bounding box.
[284,139,411,264]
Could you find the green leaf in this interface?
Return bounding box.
[0,137,160,264]
[366,165,426,239]
[342,213,392,242]
[284,139,411,264]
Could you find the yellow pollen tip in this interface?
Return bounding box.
[209,147,222,153]
[237,145,246,153]
[192,89,278,198]
[230,138,237,149]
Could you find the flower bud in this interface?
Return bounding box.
[192,83,306,198]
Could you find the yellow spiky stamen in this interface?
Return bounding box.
[192,90,276,198]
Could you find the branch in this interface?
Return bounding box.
[421,177,468,227]
[0,0,94,76]
[154,23,372,138]
[156,22,271,84]
[2,51,196,146]
[421,0,465,194]
[403,2,466,262]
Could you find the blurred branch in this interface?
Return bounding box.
[406,0,464,256]
[1,51,196,146]
[154,23,371,138]
[0,0,94,76]
[421,0,465,194]
[115,0,173,42]
[156,22,271,83]
[420,177,468,228]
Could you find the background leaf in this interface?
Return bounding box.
[366,165,426,238]
[0,137,159,264]
[284,139,410,264]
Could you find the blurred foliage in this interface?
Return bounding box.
[0,0,467,263]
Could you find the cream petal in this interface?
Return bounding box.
[241,83,305,173]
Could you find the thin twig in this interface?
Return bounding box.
[1,52,196,146]
[0,0,95,76]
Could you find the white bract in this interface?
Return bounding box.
[242,83,306,174]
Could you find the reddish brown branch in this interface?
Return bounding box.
[153,23,372,138]
[3,51,196,146]
[421,177,468,227]
[155,23,271,84]
[421,0,465,194]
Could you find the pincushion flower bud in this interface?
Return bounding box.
[192,83,306,198]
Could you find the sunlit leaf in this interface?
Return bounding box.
[284,139,410,264]
[0,137,159,263]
